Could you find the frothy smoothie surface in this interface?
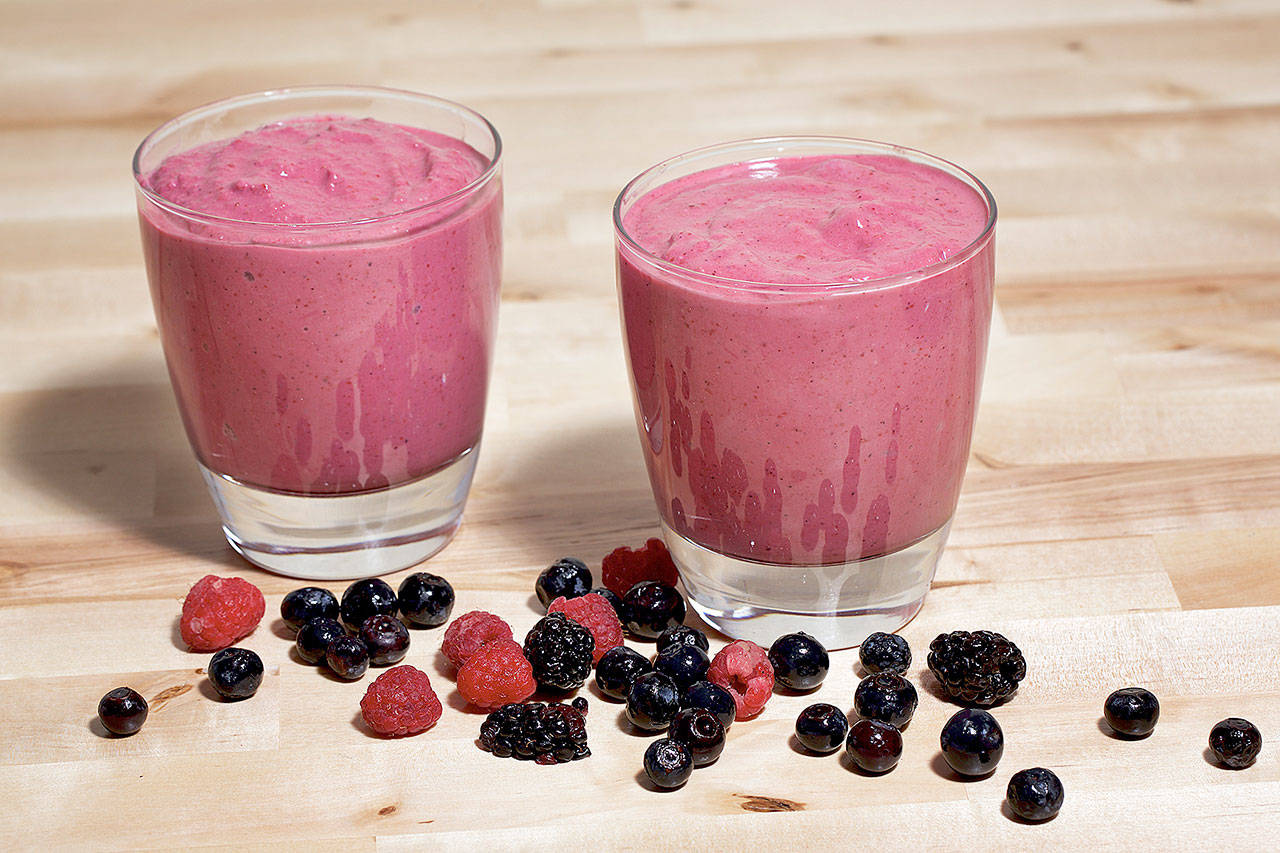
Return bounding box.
[143,115,487,223]
[622,154,988,284]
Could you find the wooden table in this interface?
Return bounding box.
[2,1,1278,848]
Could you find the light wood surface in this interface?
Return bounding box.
[2,1,1279,849]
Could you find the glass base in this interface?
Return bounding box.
[663,518,950,650]
[200,448,478,580]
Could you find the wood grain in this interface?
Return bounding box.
[2,0,1279,848]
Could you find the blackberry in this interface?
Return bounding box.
[622,581,686,639]
[397,573,454,628]
[325,636,370,681]
[340,578,398,631]
[535,558,593,609]
[940,708,1004,777]
[668,707,725,766]
[590,587,628,623]
[1006,767,1064,821]
[794,703,849,754]
[768,632,830,690]
[1209,718,1262,769]
[359,614,410,666]
[1103,687,1160,738]
[478,701,589,765]
[523,613,593,692]
[208,648,264,700]
[859,632,911,675]
[595,645,653,700]
[644,738,693,788]
[97,687,148,736]
[927,630,1026,707]
[854,672,918,729]
[682,680,736,730]
[846,718,903,773]
[656,625,709,654]
[626,671,681,731]
[296,617,346,664]
[280,587,339,633]
[653,643,710,691]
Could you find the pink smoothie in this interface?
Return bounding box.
[617,153,993,564]
[138,115,502,494]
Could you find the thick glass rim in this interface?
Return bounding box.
[132,85,502,230]
[613,135,997,293]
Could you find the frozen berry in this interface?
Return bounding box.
[657,624,709,654]
[479,701,590,763]
[97,687,148,736]
[682,681,736,730]
[397,573,454,628]
[326,636,369,680]
[928,630,1026,707]
[360,665,442,737]
[442,610,514,670]
[1006,767,1064,821]
[940,708,1004,777]
[644,738,693,789]
[626,671,681,731]
[296,617,346,664]
[1209,718,1262,769]
[859,631,911,675]
[595,645,653,700]
[180,574,266,652]
[668,707,725,766]
[654,643,710,691]
[603,538,679,596]
[359,614,410,666]
[846,718,903,773]
[340,578,398,630]
[622,581,686,639]
[768,632,829,690]
[208,647,264,699]
[1103,687,1160,738]
[535,558,593,608]
[590,587,628,622]
[458,639,537,709]
[794,703,848,754]
[707,640,774,721]
[854,672,918,729]
[523,613,593,692]
[280,587,339,633]
[548,593,624,664]
[572,696,589,715]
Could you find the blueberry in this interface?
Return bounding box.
[325,636,370,681]
[846,718,903,773]
[595,645,653,700]
[668,707,725,766]
[854,672,918,729]
[296,617,346,664]
[397,573,454,628]
[535,558,593,609]
[644,738,693,789]
[280,587,339,632]
[794,703,848,754]
[656,625,709,654]
[1209,718,1262,769]
[653,643,710,692]
[1006,767,1064,821]
[626,671,682,731]
[1103,687,1160,738]
[681,680,736,730]
[359,614,410,666]
[622,581,686,639]
[940,708,1004,777]
[768,632,830,690]
[208,648,264,700]
[859,631,911,675]
[97,687,148,736]
[340,578,397,631]
[589,587,628,622]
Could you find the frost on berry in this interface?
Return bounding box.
[442,610,514,670]
[360,665,443,737]
[708,640,774,721]
[458,639,537,709]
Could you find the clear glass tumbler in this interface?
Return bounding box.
[134,86,502,579]
[614,137,995,648]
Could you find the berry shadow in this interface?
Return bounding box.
[838,749,896,777]
[587,680,622,705]
[788,734,832,757]
[1000,799,1057,824]
[269,619,296,641]
[633,769,685,793]
[1203,746,1245,769]
[1096,717,1152,741]
[929,751,995,782]
[87,716,117,739]
[350,710,381,739]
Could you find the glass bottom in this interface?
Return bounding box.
[200,447,479,580]
[663,517,950,650]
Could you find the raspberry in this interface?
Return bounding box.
[707,640,774,721]
[601,538,680,596]
[179,574,265,652]
[359,665,443,737]
[547,594,624,664]
[441,610,513,670]
[458,640,537,709]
